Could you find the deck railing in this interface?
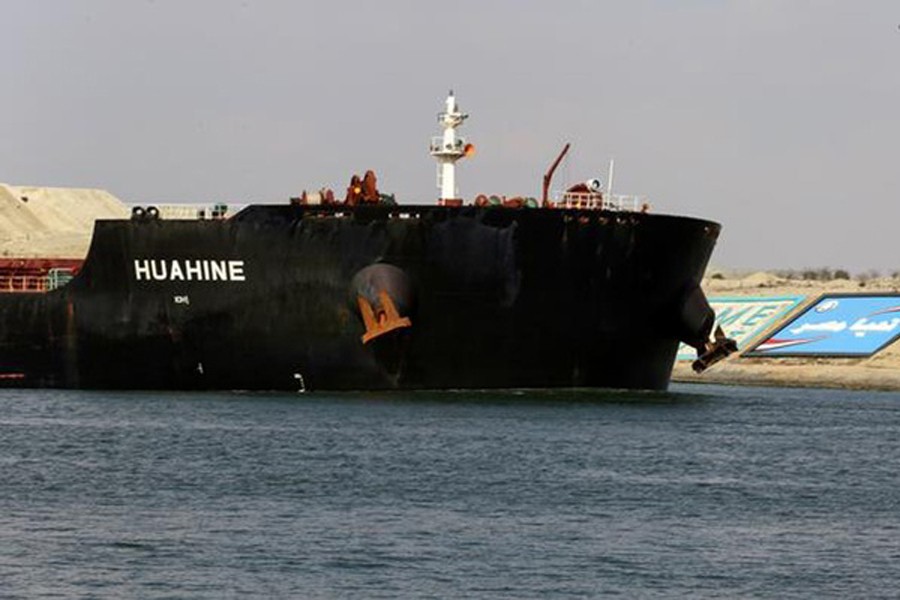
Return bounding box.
[145,204,234,220]
[552,191,650,212]
[0,267,76,293]
[0,274,49,293]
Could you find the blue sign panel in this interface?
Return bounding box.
[677,296,805,360]
[744,294,900,357]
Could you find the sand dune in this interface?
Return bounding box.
[0,183,128,258]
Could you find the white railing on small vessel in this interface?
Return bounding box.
[0,274,49,293]
[0,268,74,293]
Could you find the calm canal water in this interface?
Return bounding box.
[1,383,899,598]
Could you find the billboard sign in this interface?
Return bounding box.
[744,294,900,357]
[677,296,805,360]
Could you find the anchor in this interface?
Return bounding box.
[357,290,412,344]
[692,325,738,373]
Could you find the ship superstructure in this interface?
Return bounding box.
[429,90,474,204]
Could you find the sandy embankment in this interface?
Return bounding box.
[0,183,128,258]
[672,273,900,392]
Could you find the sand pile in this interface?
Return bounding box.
[0,183,129,258]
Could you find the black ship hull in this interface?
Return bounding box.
[0,205,721,391]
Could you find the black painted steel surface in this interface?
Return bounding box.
[0,205,720,390]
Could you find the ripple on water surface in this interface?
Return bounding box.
[0,384,898,598]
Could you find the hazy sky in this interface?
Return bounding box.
[2,1,897,272]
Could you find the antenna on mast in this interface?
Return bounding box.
[606,159,615,201]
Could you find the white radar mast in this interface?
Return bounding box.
[429,90,474,204]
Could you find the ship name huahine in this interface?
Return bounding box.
[133,259,246,282]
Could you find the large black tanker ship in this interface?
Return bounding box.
[0,94,733,391]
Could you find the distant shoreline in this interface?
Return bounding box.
[672,361,900,392]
